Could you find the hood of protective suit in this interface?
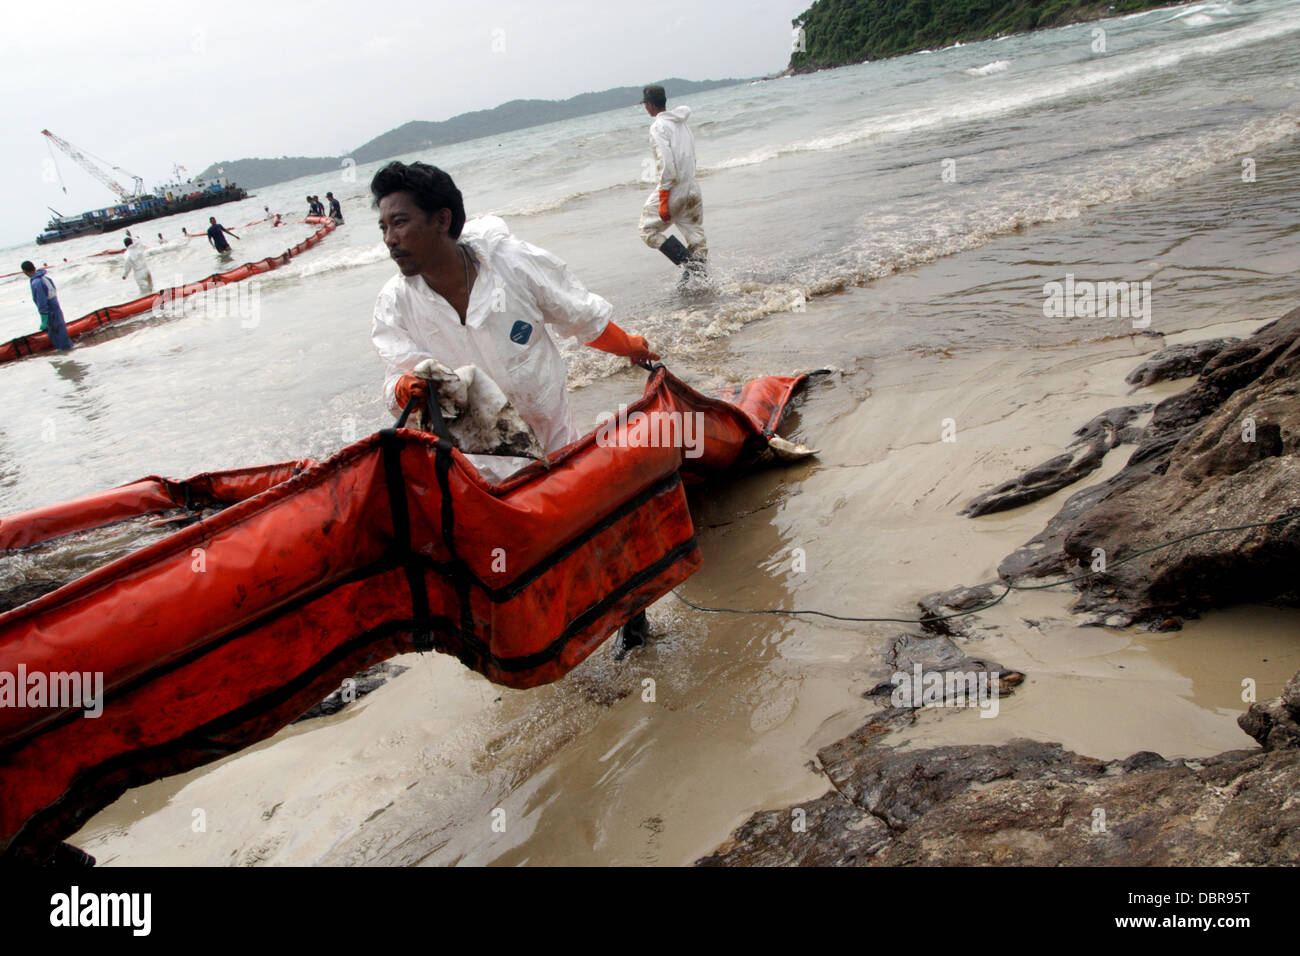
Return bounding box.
[460,216,511,256]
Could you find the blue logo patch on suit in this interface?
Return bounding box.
[509,320,533,345]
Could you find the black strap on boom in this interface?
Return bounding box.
[380,426,432,651]
[391,386,474,657]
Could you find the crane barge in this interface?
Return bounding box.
[35,130,248,245]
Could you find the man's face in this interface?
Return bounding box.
[209,218,216,225]
[379,191,448,277]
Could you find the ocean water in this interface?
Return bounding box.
[4,0,1300,865]
[2,0,1298,515]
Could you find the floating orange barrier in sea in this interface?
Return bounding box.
[0,217,337,365]
[0,366,809,860]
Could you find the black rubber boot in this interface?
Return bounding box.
[612,610,650,661]
[658,236,690,266]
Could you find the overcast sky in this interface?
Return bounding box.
[1,0,811,249]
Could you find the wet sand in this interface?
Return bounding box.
[74,172,1300,867]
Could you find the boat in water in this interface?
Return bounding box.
[35,177,249,245]
[34,130,250,245]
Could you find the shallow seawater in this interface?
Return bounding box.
[0,510,216,613]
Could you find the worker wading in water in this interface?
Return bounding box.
[637,84,707,286]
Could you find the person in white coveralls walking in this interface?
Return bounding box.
[637,84,707,282]
[120,238,153,295]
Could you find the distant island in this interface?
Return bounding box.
[788,0,1192,72]
[197,78,746,189]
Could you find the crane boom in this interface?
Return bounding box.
[41,129,145,201]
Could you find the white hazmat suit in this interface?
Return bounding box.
[371,216,612,461]
[638,106,706,258]
[121,245,153,295]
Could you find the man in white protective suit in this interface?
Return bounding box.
[637,84,707,284]
[369,160,660,658]
[120,237,153,295]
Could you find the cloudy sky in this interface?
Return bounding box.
[1,0,811,248]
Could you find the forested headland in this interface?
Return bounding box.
[789,0,1190,72]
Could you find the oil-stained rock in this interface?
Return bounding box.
[1124,337,1239,388]
[294,662,410,721]
[960,405,1150,517]
[700,671,1300,866]
[998,306,1300,627]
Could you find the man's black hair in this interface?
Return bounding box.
[20,261,34,274]
[370,161,466,239]
[124,237,133,247]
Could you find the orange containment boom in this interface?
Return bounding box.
[0,217,336,366]
[0,366,808,861]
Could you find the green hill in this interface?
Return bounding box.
[789,0,1190,72]
[198,77,745,189]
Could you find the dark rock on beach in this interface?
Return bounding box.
[699,791,891,867]
[863,633,1024,702]
[293,662,409,722]
[960,405,1149,517]
[915,583,1000,637]
[1123,337,1239,388]
[994,306,1300,627]
[700,671,1300,866]
[1238,672,1300,752]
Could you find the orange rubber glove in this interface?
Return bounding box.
[587,322,660,365]
[395,373,429,409]
[658,190,671,222]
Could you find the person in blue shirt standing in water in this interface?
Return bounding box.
[20,261,73,351]
[206,216,238,253]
